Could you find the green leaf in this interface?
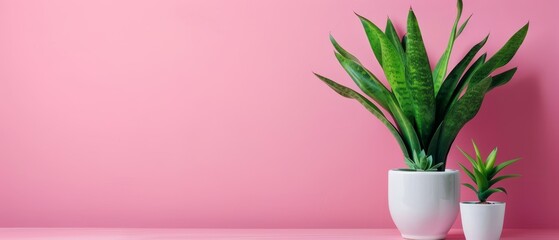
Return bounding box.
[473,166,488,192]
[470,23,529,86]
[419,158,427,170]
[314,73,410,158]
[430,162,444,171]
[385,18,405,61]
[330,34,361,64]
[488,68,517,92]
[491,158,521,178]
[479,188,506,202]
[428,77,492,169]
[407,149,441,171]
[437,53,487,124]
[406,8,436,146]
[451,140,519,201]
[448,53,487,109]
[458,147,478,168]
[489,174,521,187]
[334,51,391,110]
[485,147,498,171]
[456,14,472,37]
[401,34,407,52]
[436,36,488,122]
[496,187,508,194]
[432,0,464,94]
[359,14,383,67]
[332,52,421,155]
[463,183,477,193]
[459,163,476,183]
[358,14,415,123]
[386,95,423,158]
[485,187,506,195]
[472,140,482,162]
[405,157,416,169]
[472,140,485,171]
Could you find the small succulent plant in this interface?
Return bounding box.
[405,150,442,171]
[459,141,520,203]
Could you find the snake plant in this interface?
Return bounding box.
[459,141,520,203]
[314,0,528,171]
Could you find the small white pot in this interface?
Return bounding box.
[388,169,460,240]
[460,201,505,240]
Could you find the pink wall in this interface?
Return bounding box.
[0,0,557,228]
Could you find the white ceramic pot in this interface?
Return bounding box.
[388,169,460,240]
[460,201,505,240]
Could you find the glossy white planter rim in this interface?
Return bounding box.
[461,201,505,204]
[389,169,460,240]
[390,168,458,174]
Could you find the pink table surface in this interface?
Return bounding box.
[0,229,557,240]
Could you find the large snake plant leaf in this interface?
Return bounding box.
[470,23,529,86]
[436,36,488,122]
[358,14,415,123]
[359,15,383,67]
[331,40,391,110]
[456,14,472,37]
[384,95,423,156]
[332,48,420,154]
[488,68,517,92]
[329,34,362,64]
[428,77,493,169]
[330,42,422,156]
[385,18,406,61]
[433,0,464,94]
[314,73,410,157]
[401,34,407,52]
[441,53,487,121]
[406,8,436,146]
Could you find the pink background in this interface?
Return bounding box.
[0,0,557,228]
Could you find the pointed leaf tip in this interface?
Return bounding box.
[355,13,370,24]
[483,34,490,43]
[524,22,530,31]
[312,72,323,77]
[354,11,363,18]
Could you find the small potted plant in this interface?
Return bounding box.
[458,141,520,240]
[313,0,528,238]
